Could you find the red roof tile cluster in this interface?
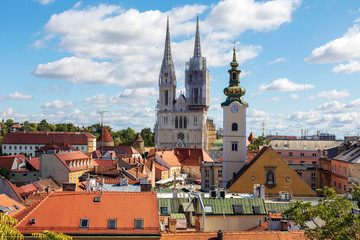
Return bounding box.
[97,128,114,143]
[96,146,140,158]
[174,148,213,166]
[16,191,160,235]
[156,150,181,167]
[36,141,77,153]
[3,131,95,145]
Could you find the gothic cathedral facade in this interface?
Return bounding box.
[155,16,215,152]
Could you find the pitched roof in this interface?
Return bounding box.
[16,191,160,235]
[332,144,360,164]
[269,139,342,150]
[97,146,140,158]
[53,152,97,171]
[26,157,39,171]
[248,132,255,142]
[156,151,181,167]
[97,127,114,143]
[3,132,95,145]
[174,148,213,166]
[134,133,144,142]
[0,178,24,203]
[0,155,17,171]
[161,231,305,239]
[0,194,25,216]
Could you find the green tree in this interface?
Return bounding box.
[118,127,136,146]
[56,123,68,132]
[0,167,10,179]
[140,127,154,147]
[32,230,72,240]
[246,135,270,151]
[284,186,360,240]
[38,119,51,132]
[0,213,24,240]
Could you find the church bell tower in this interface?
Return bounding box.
[222,45,248,188]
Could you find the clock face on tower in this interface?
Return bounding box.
[231,105,239,113]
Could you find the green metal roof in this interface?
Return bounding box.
[199,198,266,215]
[157,198,190,216]
[170,213,186,219]
[210,138,223,151]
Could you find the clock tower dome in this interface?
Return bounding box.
[222,45,248,188]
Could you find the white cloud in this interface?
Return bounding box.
[332,60,360,74]
[43,85,66,92]
[84,88,158,107]
[0,92,33,101]
[42,100,74,109]
[34,0,54,5]
[258,78,314,93]
[32,0,300,86]
[309,89,350,100]
[306,24,360,63]
[269,57,285,64]
[289,94,298,100]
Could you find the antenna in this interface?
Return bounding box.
[97,110,108,194]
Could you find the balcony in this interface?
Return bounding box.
[348,176,359,185]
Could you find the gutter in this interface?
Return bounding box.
[190,192,205,232]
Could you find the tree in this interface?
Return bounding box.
[246,135,270,151]
[0,167,10,179]
[32,230,72,240]
[140,127,154,147]
[284,186,360,240]
[0,213,24,240]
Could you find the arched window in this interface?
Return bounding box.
[232,123,238,131]
[232,72,236,80]
[179,117,183,128]
[184,117,187,129]
[175,117,178,128]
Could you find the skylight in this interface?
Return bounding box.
[204,205,213,213]
[161,207,168,214]
[134,219,143,230]
[80,219,89,229]
[233,204,244,214]
[253,205,260,214]
[108,219,117,229]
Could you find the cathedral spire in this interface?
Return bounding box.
[193,14,201,58]
[161,16,175,69]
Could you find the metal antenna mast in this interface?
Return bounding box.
[97,110,108,194]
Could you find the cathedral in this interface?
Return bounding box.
[155,16,216,152]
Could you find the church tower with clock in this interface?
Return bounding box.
[221,46,248,188]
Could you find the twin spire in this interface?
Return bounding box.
[162,15,202,70]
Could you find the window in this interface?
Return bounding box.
[23,173,27,176]
[297,172,302,177]
[164,90,168,105]
[218,169,222,178]
[300,153,304,156]
[333,165,336,172]
[184,117,187,129]
[178,133,184,140]
[233,204,244,214]
[30,146,32,150]
[344,185,347,192]
[232,72,236,80]
[334,181,336,188]
[205,180,209,187]
[311,184,316,191]
[231,142,238,151]
[161,207,168,214]
[25,146,27,150]
[9,146,12,150]
[300,161,305,164]
[312,161,317,165]
[204,205,213,213]
[253,205,260,214]
[80,219,89,229]
[311,173,316,181]
[349,169,352,177]
[338,183,341,189]
[343,167,346,175]
[108,219,117,229]
[288,161,293,165]
[205,169,209,177]
[288,152,293,156]
[312,153,317,157]
[179,117,183,128]
[3,146,6,150]
[231,123,238,131]
[134,219,144,230]
[14,146,17,150]
[339,167,341,174]
[175,117,178,128]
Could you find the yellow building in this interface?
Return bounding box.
[227,146,316,196]
[155,150,181,178]
[40,152,97,185]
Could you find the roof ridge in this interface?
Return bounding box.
[16,191,53,227]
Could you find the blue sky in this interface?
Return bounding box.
[1,0,360,139]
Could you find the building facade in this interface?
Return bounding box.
[155,16,215,152]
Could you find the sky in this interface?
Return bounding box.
[1,0,360,139]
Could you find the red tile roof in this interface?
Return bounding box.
[16,191,160,235]
[248,132,255,142]
[27,157,39,171]
[0,155,17,171]
[53,152,98,171]
[97,146,140,158]
[97,128,114,143]
[3,132,95,145]
[156,151,181,167]
[0,194,26,217]
[174,148,213,166]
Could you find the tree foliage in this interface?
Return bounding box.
[284,186,360,240]
[247,135,270,151]
[0,167,10,179]
[0,213,24,240]
[32,230,72,240]
[140,127,154,147]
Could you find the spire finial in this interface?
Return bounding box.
[193,14,201,58]
[232,41,237,63]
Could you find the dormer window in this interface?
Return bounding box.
[80,219,89,229]
[108,219,117,229]
[134,219,143,230]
